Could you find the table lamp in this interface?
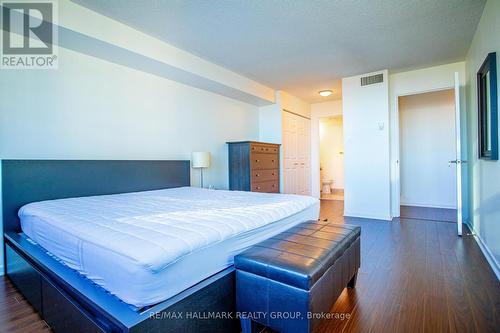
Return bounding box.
[191,152,210,188]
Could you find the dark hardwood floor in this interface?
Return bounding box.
[0,278,50,332]
[400,205,457,223]
[0,200,498,332]
[273,200,499,333]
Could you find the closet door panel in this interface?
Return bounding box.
[283,112,298,194]
[299,117,311,195]
[283,112,311,195]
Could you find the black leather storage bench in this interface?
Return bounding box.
[235,220,360,333]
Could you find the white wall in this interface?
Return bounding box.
[259,91,283,145]
[319,117,344,189]
[465,0,500,275]
[342,70,391,220]
[399,90,457,208]
[389,62,467,217]
[311,100,343,197]
[280,91,311,118]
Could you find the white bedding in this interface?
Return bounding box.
[19,187,319,307]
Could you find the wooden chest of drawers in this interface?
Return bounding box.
[227,141,280,193]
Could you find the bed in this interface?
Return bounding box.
[2,160,319,332]
[19,186,319,308]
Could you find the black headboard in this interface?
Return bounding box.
[2,160,190,233]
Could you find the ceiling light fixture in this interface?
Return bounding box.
[318,90,333,97]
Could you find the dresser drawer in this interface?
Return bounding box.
[252,180,279,193]
[250,144,279,154]
[251,153,279,170]
[251,169,279,183]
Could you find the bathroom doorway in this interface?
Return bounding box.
[319,116,344,200]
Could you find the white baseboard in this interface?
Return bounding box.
[465,222,500,280]
[344,211,392,221]
[400,202,457,209]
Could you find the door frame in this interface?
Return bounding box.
[311,107,343,198]
[391,85,458,218]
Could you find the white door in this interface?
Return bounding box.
[283,111,311,195]
[283,112,298,194]
[453,72,465,236]
[300,117,311,195]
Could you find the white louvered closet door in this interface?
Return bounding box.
[283,111,311,195]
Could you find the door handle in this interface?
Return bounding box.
[448,160,468,167]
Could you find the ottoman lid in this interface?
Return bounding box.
[234,220,360,290]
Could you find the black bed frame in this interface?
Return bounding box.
[2,160,240,333]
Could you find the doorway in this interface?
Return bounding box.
[398,89,457,222]
[319,116,344,201]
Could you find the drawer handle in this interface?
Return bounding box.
[255,159,260,162]
[272,184,275,187]
[272,160,275,163]
[256,186,261,190]
[272,172,275,176]
[256,173,260,177]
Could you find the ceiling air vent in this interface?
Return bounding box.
[361,73,384,86]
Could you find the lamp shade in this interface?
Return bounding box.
[192,152,210,168]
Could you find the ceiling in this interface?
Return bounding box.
[72,0,485,103]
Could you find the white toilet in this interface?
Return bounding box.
[321,180,334,194]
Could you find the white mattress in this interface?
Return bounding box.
[19,187,319,307]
